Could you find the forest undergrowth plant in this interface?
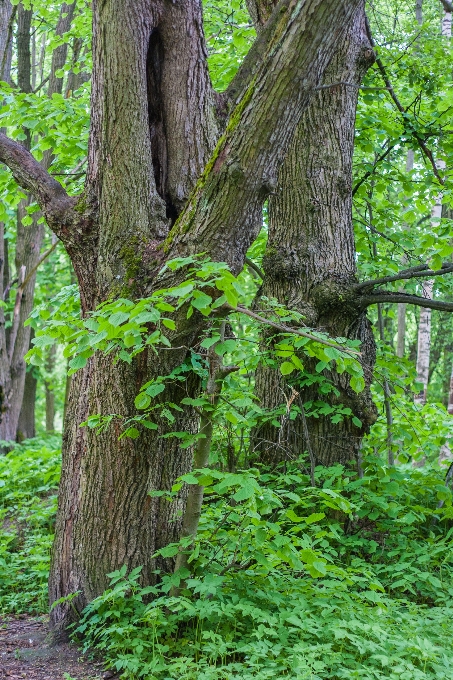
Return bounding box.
[73,459,453,680]
[0,436,61,614]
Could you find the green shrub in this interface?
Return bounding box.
[74,460,453,679]
[0,436,61,614]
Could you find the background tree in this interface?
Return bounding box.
[0,1,79,444]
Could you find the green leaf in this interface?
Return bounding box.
[141,420,158,430]
[135,393,151,410]
[280,362,295,376]
[123,427,140,439]
[305,512,325,525]
[109,312,129,326]
[158,544,180,558]
[69,355,87,371]
[350,375,365,393]
[145,383,166,398]
[291,355,304,370]
[191,292,212,311]
[200,335,221,349]
[162,318,176,330]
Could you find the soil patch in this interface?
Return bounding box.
[0,616,107,679]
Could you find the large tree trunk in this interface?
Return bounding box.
[50,348,200,634]
[252,4,377,468]
[49,0,218,637]
[0,0,365,635]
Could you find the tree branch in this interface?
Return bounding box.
[352,140,398,196]
[244,256,264,279]
[440,0,453,12]
[165,0,365,276]
[365,16,444,185]
[360,291,453,312]
[0,132,76,225]
[227,303,361,356]
[315,82,391,91]
[354,263,453,291]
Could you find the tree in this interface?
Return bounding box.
[0,2,76,444]
[0,0,366,635]
[250,0,377,468]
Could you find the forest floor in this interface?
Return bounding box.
[0,616,108,680]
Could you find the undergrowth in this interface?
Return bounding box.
[0,436,61,614]
[73,458,453,679]
[2,437,453,677]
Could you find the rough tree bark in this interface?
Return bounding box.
[0,0,14,429]
[0,0,14,84]
[251,1,377,468]
[0,0,365,636]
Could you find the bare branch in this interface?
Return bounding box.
[3,276,18,302]
[244,256,264,280]
[315,82,391,91]
[227,304,361,356]
[354,263,453,291]
[0,132,75,223]
[352,140,398,196]
[360,291,453,312]
[22,240,59,291]
[32,74,49,94]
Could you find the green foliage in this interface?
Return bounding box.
[204,0,255,91]
[74,460,453,679]
[0,437,61,614]
[27,255,364,443]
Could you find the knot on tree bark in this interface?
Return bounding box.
[310,277,360,319]
[262,244,303,281]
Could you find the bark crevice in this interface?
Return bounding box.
[147,29,175,222]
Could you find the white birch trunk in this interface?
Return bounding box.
[397,0,423,356]
[415,189,444,404]
[415,279,434,404]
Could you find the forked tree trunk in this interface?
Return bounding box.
[0,0,365,635]
[49,0,218,637]
[251,4,377,468]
